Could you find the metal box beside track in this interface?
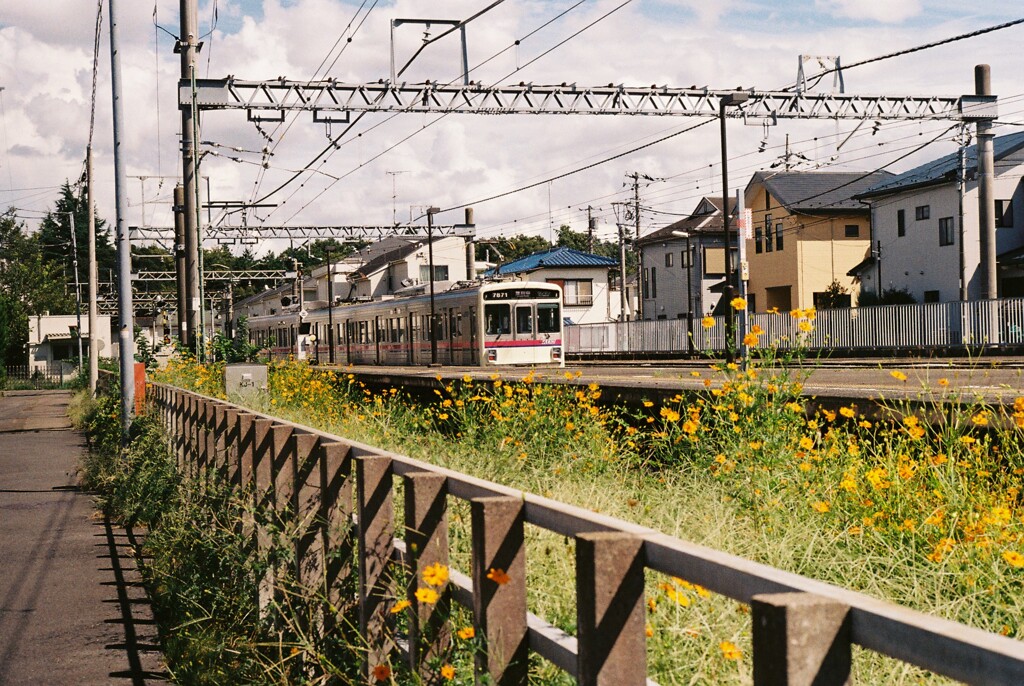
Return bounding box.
[224,363,267,398]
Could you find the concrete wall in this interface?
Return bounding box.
[26,314,113,372]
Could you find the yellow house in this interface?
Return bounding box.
[743,170,893,312]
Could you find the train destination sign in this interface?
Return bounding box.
[483,288,560,301]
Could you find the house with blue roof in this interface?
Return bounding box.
[486,247,624,324]
[853,132,1024,301]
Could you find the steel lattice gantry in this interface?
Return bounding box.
[183,78,997,122]
[128,224,474,243]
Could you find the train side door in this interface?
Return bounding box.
[514,303,535,343]
[407,314,415,365]
[374,315,381,365]
[468,306,478,365]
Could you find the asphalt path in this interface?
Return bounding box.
[0,391,165,685]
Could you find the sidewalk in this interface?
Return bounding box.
[0,391,166,685]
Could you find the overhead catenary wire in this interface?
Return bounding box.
[269,0,630,225]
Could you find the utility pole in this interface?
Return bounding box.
[719,92,749,362]
[975,65,997,300]
[108,0,135,432]
[325,247,335,364]
[68,212,84,371]
[179,0,202,355]
[87,147,98,395]
[173,185,188,343]
[426,207,440,366]
[957,126,969,301]
[627,173,644,320]
[586,206,595,253]
[617,221,628,322]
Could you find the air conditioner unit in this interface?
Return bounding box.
[400,278,415,287]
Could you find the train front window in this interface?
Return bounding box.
[537,303,560,333]
[485,304,511,335]
[515,306,533,335]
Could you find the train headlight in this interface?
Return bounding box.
[486,348,497,362]
[552,346,562,361]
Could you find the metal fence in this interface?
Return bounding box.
[150,382,1024,685]
[3,363,78,388]
[566,297,1024,356]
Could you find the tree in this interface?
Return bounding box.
[37,181,116,288]
[815,280,851,309]
[857,286,917,306]
[0,210,74,368]
[477,234,551,264]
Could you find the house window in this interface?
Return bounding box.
[681,248,692,268]
[559,279,594,306]
[939,217,955,246]
[897,209,906,237]
[915,205,930,221]
[775,222,784,251]
[924,290,940,303]
[844,224,860,238]
[754,227,763,254]
[764,215,773,253]
[665,252,674,268]
[419,264,449,281]
[650,267,657,299]
[996,199,1014,228]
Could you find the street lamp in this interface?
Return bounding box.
[671,230,695,354]
[426,207,441,365]
[720,91,749,362]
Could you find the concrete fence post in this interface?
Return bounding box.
[252,417,276,611]
[356,454,396,679]
[270,425,296,517]
[183,395,194,472]
[751,592,851,686]
[197,399,212,475]
[404,471,450,678]
[470,496,528,686]
[235,413,256,490]
[289,432,319,581]
[213,403,229,480]
[320,441,353,632]
[576,532,647,686]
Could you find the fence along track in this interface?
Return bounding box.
[150,382,1024,685]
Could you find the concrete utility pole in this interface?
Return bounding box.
[617,221,628,322]
[587,209,596,254]
[108,0,135,432]
[464,207,476,280]
[173,185,188,342]
[629,173,643,320]
[87,147,98,395]
[719,92,749,362]
[179,0,202,355]
[68,212,84,371]
[975,65,997,300]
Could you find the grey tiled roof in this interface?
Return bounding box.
[750,170,892,213]
[858,132,1024,198]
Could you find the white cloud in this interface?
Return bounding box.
[815,0,923,24]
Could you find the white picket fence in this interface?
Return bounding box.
[566,298,1024,355]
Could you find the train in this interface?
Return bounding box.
[246,280,566,367]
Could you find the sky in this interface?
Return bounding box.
[0,0,1022,253]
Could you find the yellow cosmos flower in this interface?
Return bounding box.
[720,641,743,660]
[890,370,908,382]
[415,587,440,605]
[750,324,765,335]
[811,501,830,513]
[701,316,715,329]
[390,599,411,614]
[440,664,456,680]
[457,626,476,640]
[730,297,747,311]
[422,563,449,587]
[742,333,759,346]
[1002,551,1024,568]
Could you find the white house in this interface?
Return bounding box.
[637,197,737,320]
[487,247,622,324]
[854,132,1024,302]
[27,313,113,374]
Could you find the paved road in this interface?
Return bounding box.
[0,391,165,685]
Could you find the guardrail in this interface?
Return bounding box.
[150,382,1024,685]
[568,297,1024,356]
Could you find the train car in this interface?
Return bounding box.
[247,281,565,367]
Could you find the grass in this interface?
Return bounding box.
[119,355,1024,684]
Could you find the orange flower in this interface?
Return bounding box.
[372,664,391,681]
[389,599,411,614]
[440,664,456,680]
[457,626,475,640]
[890,370,908,382]
[487,568,511,585]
